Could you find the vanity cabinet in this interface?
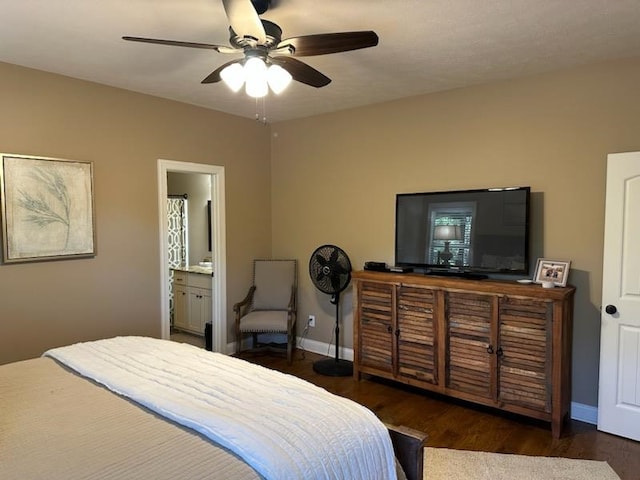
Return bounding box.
[353,271,574,438]
[173,270,212,335]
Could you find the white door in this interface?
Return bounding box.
[597,151,640,441]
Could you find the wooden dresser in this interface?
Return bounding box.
[352,270,575,438]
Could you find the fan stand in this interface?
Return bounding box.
[312,293,353,377]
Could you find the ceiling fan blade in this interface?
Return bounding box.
[201,59,241,84]
[222,0,266,43]
[122,36,239,54]
[270,57,331,88]
[277,31,378,57]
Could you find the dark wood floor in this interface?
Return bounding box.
[237,350,640,480]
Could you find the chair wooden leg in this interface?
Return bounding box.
[235,323,242,356]
[286,332,294,365]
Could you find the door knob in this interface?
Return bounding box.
[605,305,617,315]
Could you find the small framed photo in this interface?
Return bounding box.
[533,258,571,287]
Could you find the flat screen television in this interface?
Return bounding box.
[395,187,530,277]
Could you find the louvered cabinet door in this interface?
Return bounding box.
[445,292,495,398]
[498,297,552,413]
[358,281,395,373]
[397,285,437,385]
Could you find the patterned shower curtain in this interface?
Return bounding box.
[167,196,187,324]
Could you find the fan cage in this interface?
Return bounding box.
[309,245,352,295]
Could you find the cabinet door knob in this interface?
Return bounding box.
[486,345,494,354]
[605,304,617,315]
[496,347,504,357]
[387,325,393,333]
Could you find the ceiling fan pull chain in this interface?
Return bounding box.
[254,97,267,125]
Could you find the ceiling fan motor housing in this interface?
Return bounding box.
[229,20,283,49]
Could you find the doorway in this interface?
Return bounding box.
[157,160,227,353]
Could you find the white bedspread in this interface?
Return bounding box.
[44,337,397,480]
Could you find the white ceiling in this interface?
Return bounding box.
[2,0,640,123]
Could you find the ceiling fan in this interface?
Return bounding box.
[123,0,379,97]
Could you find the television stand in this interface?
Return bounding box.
[352,270,575,438]
[425,269,488,280]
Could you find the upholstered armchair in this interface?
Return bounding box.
[234,259,297,364]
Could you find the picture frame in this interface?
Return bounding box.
[0,153,96,263]
[533,258,571,287]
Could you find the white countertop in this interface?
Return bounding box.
[171,265,213,276]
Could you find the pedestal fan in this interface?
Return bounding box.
[308,244,353,376]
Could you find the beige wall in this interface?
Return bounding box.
[270,57,640,407]
[0,62,271,364]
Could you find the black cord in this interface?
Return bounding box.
[298,320,311,360]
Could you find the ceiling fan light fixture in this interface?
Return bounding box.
[244,57,268,98]
[267,64,292,94]
[220,62,245,92]
[124,8,380,102]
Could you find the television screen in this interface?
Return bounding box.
[395,187,530,275]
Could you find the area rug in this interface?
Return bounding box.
[424,447,621,480]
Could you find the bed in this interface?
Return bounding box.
[1,336,426,480]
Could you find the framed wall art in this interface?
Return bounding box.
[533,258,571,287]
[0,153,96,263]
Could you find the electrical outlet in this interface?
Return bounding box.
[308,315,316,328]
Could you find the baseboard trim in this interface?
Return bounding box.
[571,401,597,425]
[228,336,598,425]
[297,337,354,361]
[227,336,355,360]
